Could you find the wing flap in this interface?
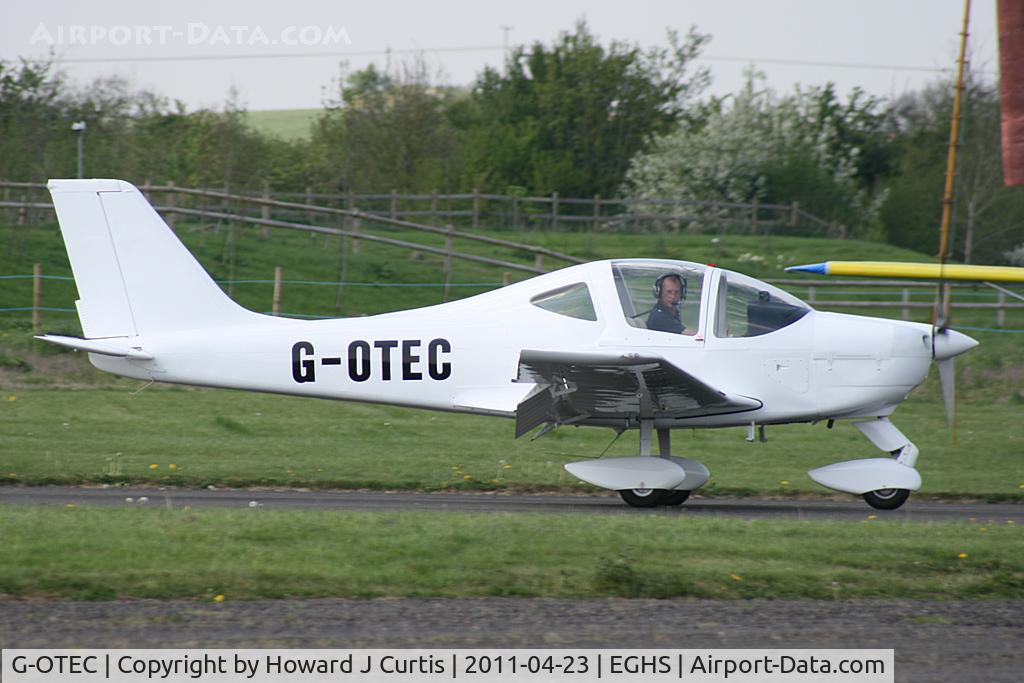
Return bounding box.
[513,349,760,435]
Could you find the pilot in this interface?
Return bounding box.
[647,273,695,335]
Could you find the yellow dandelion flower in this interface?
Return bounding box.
[64,503,76,509]
[730,574,743,582]
[779,480,789,486]
[463,475,472,481]
[503,464,513,470]
[867,514,877,521]
[958,553,968,559]
[149,464,158,470]
[7,395,16,402]
[213,594,225,603]
[169,463,178,470]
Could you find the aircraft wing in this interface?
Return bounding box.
[787,261,1024,283]
[513,349,761,437]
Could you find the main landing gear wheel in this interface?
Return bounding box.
[618,489,666,508]
[863,488,911,510]
[659,490,691,506]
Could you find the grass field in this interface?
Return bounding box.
[1,386,1022,500]
[0,506,1020,600]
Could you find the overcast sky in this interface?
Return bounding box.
[2,1,1000,111]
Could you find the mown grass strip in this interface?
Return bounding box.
[2,388,1024,500]
[0,506,1020,601]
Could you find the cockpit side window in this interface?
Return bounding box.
[714,273,810,338]
[612,262,705,334]
[530,283,598,321]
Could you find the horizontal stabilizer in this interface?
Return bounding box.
[36,334,153,360]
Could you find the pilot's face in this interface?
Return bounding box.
[660,278,682,308]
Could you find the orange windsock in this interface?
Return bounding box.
[999,0,1024,185]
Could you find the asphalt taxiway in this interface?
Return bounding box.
[0,485,1020,523]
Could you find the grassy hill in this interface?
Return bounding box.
[244,109,321,140]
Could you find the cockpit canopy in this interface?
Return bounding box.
[712,268,810,338]
[611,260,810,338]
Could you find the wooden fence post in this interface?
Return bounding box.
[225,223,237,297]
[261,182,271,239]
[790,201,800,227]
[472,188,480,231]
[551,191,559,231]
[32,263,41,334]
[390,189,398,221]
[335,217,349,314]
[998,290,1006,327]
[351,209,361,256]
[166,180,177,229]
[272,266,283,316]
[443,224,454,302]
[502,271,510,287]
[305,186,315,225]
[18,194,27,226]
[512,195,520,231]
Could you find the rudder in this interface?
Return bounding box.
[48,179,262,338]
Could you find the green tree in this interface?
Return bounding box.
[0,58,68,181]
[880,75,1024,262]
[460,21,710,198]
[310,59,462,193]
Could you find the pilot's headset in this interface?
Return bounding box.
[653,273,686,301]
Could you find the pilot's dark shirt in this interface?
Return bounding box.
[646,303,684,334]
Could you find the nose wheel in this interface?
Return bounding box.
[863,488,910,510]
[618,488,665,507]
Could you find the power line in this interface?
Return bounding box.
[1,46,987,76]
[8,45,506,64]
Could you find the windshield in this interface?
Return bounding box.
[612,261,706,335]
[713,270,810,338]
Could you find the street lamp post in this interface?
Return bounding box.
[71,121,87,178]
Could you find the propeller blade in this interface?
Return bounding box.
[937,357,956,427]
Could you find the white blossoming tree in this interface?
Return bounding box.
[622,71,888,236]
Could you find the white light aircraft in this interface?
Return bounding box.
[40,179,981,510]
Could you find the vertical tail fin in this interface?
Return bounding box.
[48,179,262,338]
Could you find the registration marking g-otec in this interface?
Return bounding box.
[292,338,452,384]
